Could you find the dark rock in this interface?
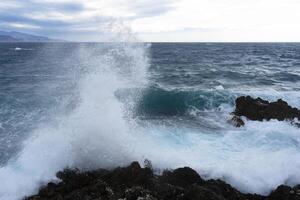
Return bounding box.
[185,184,225,200]
[268,185,300,200]
[201,179,249,200]
[244,193,266,200]
[234,96,300,122]
[38,182,57,197]
[152,182,185,200]
[160,167,204,188]
[25,161,300,200]
[228,115,245,127]
[102,161,154,189]
[63,179,113,200]
[123,186,156,200]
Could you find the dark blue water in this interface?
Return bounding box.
[0,43,81,162]
[0,43,300,199]
[151,43,300,89]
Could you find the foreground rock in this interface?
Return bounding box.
[25,162,300,200]
[230,96,300,127]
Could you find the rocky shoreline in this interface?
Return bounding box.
[229,96,300,127]
[25,161,300,200]
[25,96,300,200]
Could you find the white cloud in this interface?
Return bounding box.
[0,0,299,41]
[133,0,300,41]
[9,23,41,29]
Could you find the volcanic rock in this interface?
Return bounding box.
[25,161,300,200]
[234,96,300,121]
[229,96,300,127]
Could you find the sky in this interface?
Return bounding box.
[0,0,300,42]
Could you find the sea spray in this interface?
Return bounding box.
[132,119,300,195]
[0,40,151,199]
[1,40,300,200]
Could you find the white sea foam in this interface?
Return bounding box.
[13,47,33,51]
[133,120,300,195]
[0,42,150,200]
[215,85,224,90]
[1,39,300,200]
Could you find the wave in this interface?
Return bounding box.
[13,47,34,51]
[1,42,300,200]
[117,87,236,116]
[134,119,300,195]
[0,42,150,200]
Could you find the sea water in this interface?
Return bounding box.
[0,42,300,199]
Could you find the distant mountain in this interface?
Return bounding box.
[0,31,62,42]
[0,35,20,42]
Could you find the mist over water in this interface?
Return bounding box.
[0,42,151,200]
[0,41,300,199]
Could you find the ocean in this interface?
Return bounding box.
[0,42,300,200]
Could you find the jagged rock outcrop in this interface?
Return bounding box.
[229,96,300,127]
[25,162,300,200]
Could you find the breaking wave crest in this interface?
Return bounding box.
[1,41,300,200]
[0,42,151,200]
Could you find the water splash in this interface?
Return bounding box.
[1,39,300,200]
[0,40,151,199]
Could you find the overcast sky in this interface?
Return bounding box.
[0,0,300,42]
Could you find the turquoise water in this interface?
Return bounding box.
[0,43,300,199]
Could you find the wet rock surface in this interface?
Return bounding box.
[235,96,300,121]
[230,96,300,127]
[228,115,245,127]
[25,162,300,200]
